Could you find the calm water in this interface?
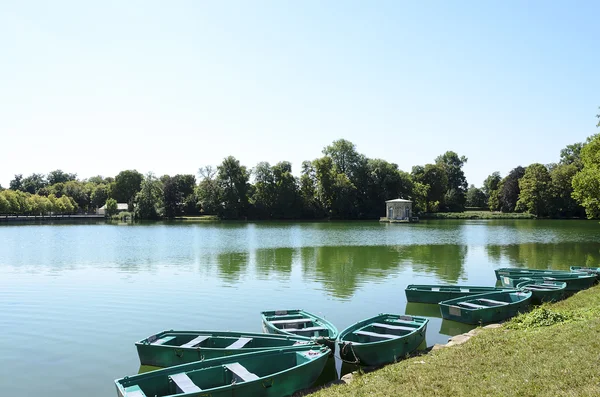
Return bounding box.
[1,220,600,396]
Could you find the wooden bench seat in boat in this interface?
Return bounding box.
[271,318,312,325]
[151,336,176,345]
[224,362,259,382]
[372,322,414,332]
[354,330,400,339]
[169,373,202,393]
[477,298,509,306]
[286,326,326,332]
[458,302,487,309]
[226,337,252,349]
[181,335,210,348]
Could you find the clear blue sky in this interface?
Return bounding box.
[1,1,598,188]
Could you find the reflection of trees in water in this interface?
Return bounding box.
[395,245,468,283]
[300,246,404,300]
[485,243,600,270]
[254,248,294,279]
[299,244,467,299]
[216,252,248,282]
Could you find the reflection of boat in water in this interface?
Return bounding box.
[404,301,443,318]
[439,319,476,337]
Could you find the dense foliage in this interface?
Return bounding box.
[2,108,600,220]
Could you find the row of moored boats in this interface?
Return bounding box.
[405,266,599,324]
[116,310,428,397]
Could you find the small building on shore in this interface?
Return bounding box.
[381,198,415,223]
[97,203,129,216]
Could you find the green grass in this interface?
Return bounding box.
[313,285,600,397]
[421,211,536,219]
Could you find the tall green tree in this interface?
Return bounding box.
[516,163,552,216]
[435,151,468,211]
[466,185,487,207]
[197,166,223,215]
[572,133,600,218]
[412,164,448,212]
[105,198,118,217]
[482,172,502,197]
[299,161,323,218]
[499,166,526,212]
[0,192,10,213]
[9,174,23,191]
[135,173,163,220]
[322,139,363,177]
[113,170,143,206]
[21,173,47,194]
[366,159,413,218]
[91,184,110,210]
[550,163,582,217]
[217,156,250,219]
[47,170,76,185]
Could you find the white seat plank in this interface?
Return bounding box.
[181,335,209,348]
[477,298,509,306]
[271,318,312,325]
[285,326,326,332]
[372,322,414,331]
[225,362,259,382]
[226,337,252,349]
[151,336,175,345]
[354,330,399,339]
[170,373,201,393]
[458,302,487,309]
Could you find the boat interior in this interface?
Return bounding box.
[266,312,330,338]
[146,333,303,349]
[453,292,526,310]
[119,349,320,397]
[342,316,421,344]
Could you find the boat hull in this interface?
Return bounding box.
[439,291,532,325]
[337,314,428,367]
[494,268,581,281]
[116,345,330,397]
[135,330,314,367]
[516,280,566,304]
[501,274,595,292]
[405,285,514,304]
[570,266,600,277]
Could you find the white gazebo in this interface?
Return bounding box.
[383,198,413,222]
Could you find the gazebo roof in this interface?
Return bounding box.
[385,198,412,203]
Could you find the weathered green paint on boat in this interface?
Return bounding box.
[405,284,515,304]
[261,309,338,350]
[337,313,428,367]
[500,273,596,292]
[515,280,566,304]
[494,267,581,281]
[439,290,532,325]
[115,345,330,397]
[570,266,600,276]
[136,330,315,367]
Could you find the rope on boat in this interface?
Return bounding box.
[338,343,360,365]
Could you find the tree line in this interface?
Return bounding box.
[1,109,599,220]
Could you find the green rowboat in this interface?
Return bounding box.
[136,330,315,367]
[116,345,330,397]
[515,279,566,304]
[494,267,580,281]
[570,266,600,276]
[405,284,514,304]
[261,309,338,349]
[337,314,428,366]
[439,290,532,324]
[500,273,596,291]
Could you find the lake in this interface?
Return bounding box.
[1,219,599,397]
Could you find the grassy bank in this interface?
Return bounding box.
[314,285,600,397]
[174,215,220,221]
[421,211,536,219]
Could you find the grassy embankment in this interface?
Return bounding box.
[314,285,600,397]
[421,211,536,219]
